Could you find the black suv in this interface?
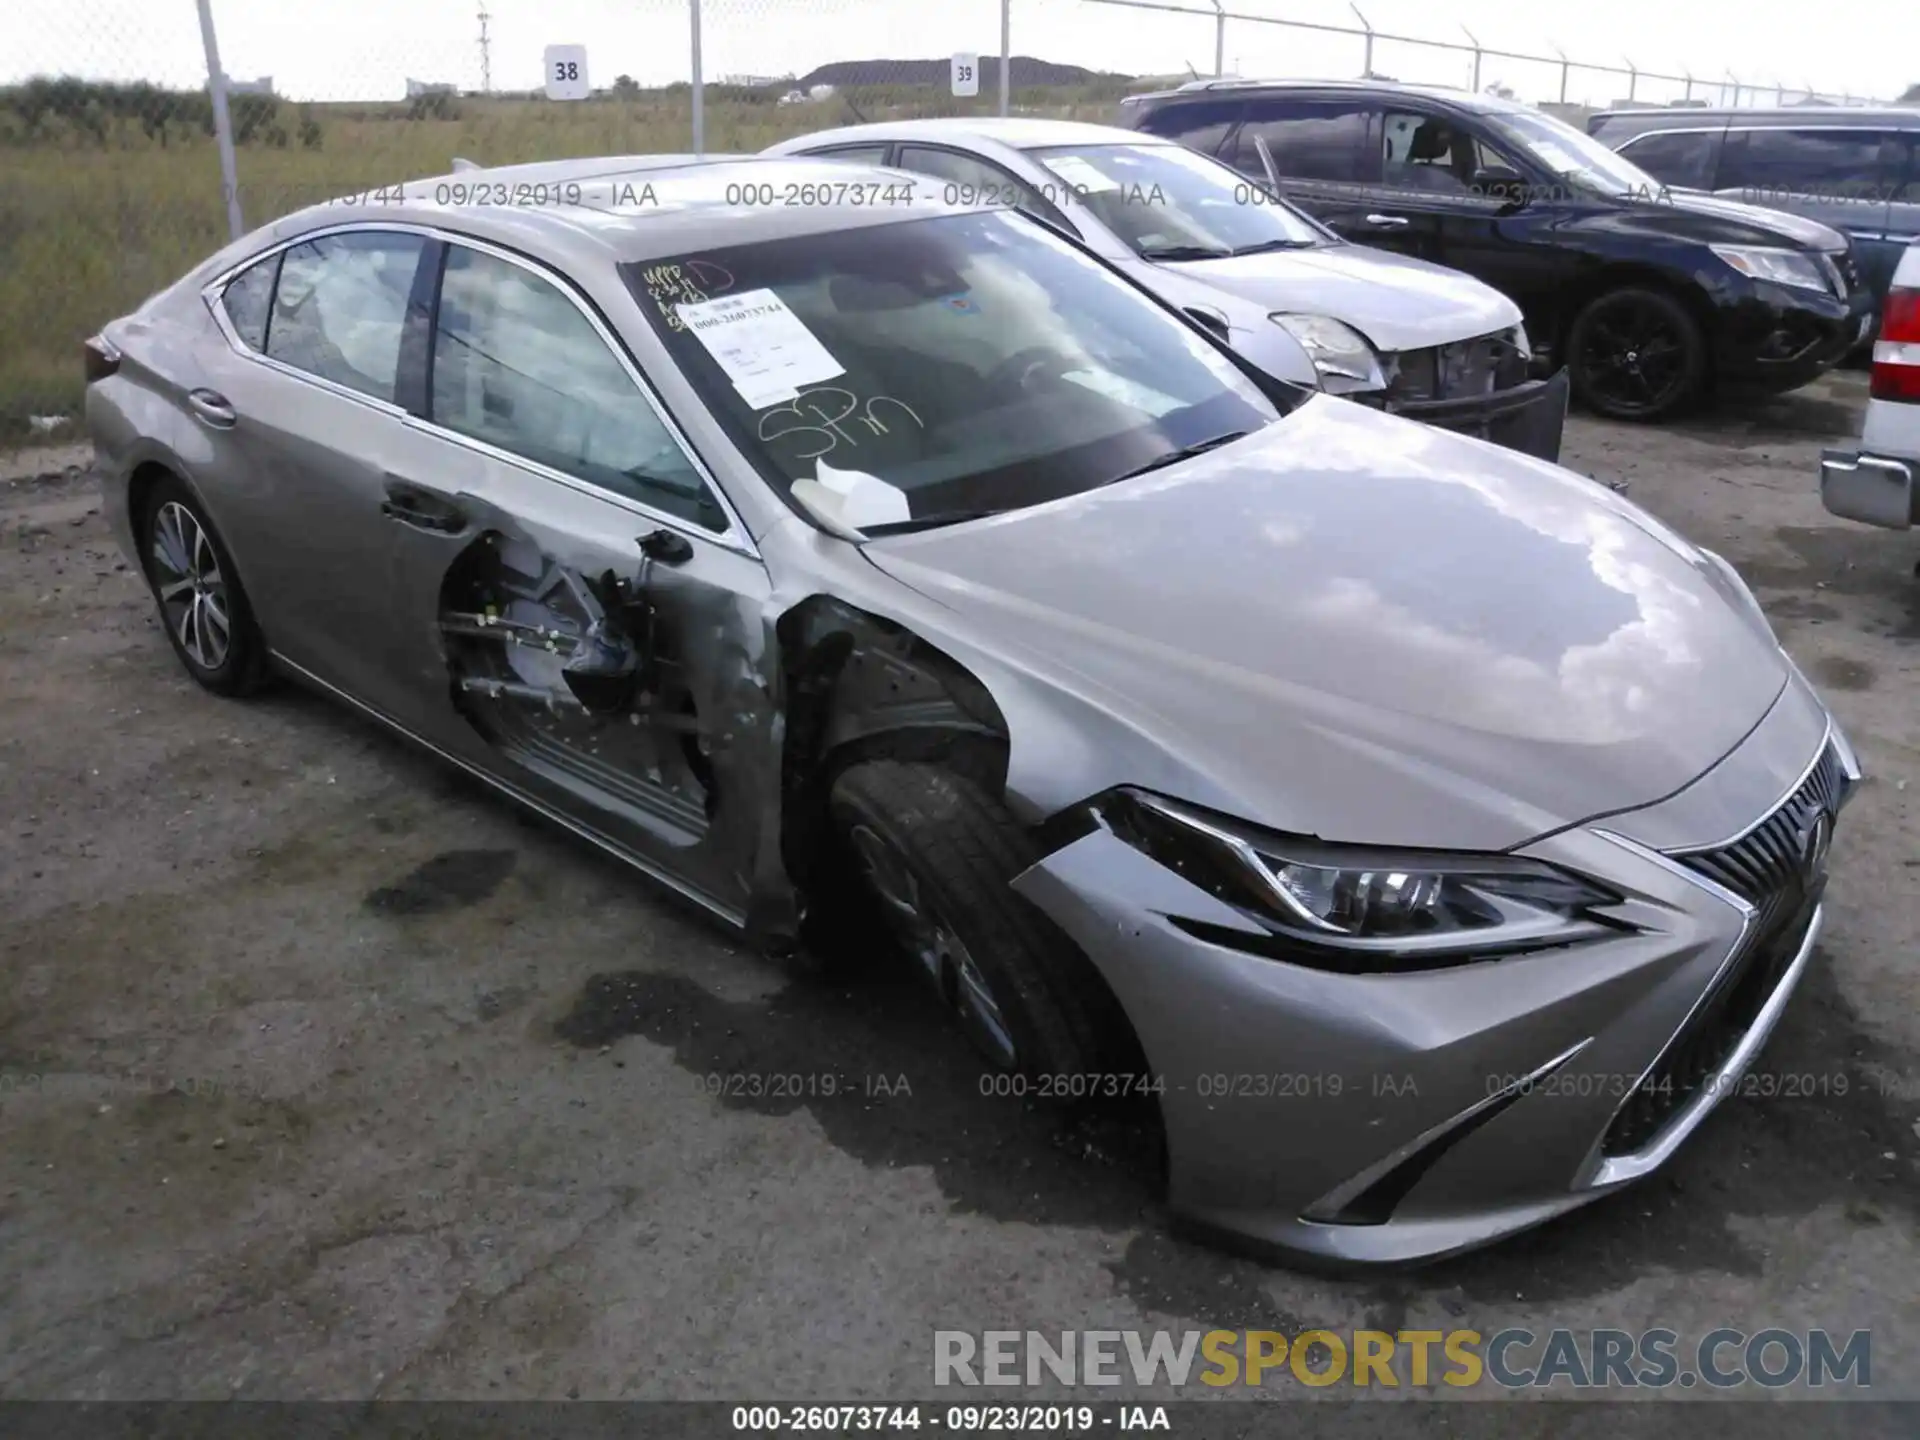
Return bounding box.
[1118,79,1877,421]
[1587,107,1920,323]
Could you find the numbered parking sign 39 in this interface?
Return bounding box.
[950,53,979,98]
[544,45,589,100]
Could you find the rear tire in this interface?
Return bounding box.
[1567,285,1707,422]
[139,476,269,697]
[827,759,1112,1081]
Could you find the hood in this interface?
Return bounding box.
[1626,189,1848,252]
[864,398,1789,852]
[1159,242,1522,353]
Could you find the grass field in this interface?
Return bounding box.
[0,88,1122,442]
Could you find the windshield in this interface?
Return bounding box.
[1026,142,1329,259]
[1482,108,1666,200]
[628,209,1284,533]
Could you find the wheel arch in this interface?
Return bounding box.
[771,593,1148,1072]
[1556,262,1718,380]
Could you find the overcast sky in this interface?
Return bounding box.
[14,0,1914,107]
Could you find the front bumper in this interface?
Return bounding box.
[1376,369,1570,463]
[1714,278,1877,394]
[1820,449,1917,530]
[1011,700,1860,1268]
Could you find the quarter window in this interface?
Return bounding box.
[1719,129,1893,202]
[430,245,726,531]
[265,231,424,403]
[1616,130,1718,190]
[1224,105,1370,183]
[220,255,278,352]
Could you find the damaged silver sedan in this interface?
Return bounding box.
[88,154,1859,1266]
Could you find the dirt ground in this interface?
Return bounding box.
[3,378,1919,1411]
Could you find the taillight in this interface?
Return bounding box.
[83,333,121,383]
[1871,288,1920,403]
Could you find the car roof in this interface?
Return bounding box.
[1590,106,1920,130]
[771,115,1176,151]
[214,155,980,277]
[1122,76,1519,112]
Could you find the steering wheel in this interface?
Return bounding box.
[980,346,1071,402]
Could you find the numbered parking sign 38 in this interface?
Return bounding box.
[950,53,979,98]
[544,45,589,100]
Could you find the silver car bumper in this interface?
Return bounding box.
[1011,706,1860,1268]
[1820,449,1916,529]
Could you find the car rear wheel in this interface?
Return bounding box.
[1568,285,1706,422]
[140,477,269,696]
[827,759,1108,1081]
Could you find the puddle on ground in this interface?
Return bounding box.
[364,849,518,916]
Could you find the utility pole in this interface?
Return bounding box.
[478,4,492,94]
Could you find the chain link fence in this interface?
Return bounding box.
[2,0,1901,440]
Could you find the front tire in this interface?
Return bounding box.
[1567,285,1707,422]
[827,759,1110,1081]
[139,476,269,696]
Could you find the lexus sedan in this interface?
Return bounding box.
[86,153,1859,1266]
[765,118,1567,461]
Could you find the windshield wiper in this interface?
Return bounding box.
[1139,244,1234,261]
[1109,431,1249,485]
[1227,238,1318,256]
[860,508,1010,537]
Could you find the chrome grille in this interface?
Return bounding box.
[1676,744,1844,906]
[1599,742,1844,1156]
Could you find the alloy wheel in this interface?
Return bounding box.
[848,823,1019,1069]
[1578,295,1692,416]
[150,500,231,671]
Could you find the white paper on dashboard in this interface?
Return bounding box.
[1042,155,1121,193]
[674,288,845,408]
[812,458,911,529]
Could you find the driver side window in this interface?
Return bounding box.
[430,245,728,531]
[1380,112,1509,198]
[894,146,1073,234]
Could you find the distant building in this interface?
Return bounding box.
[405,78,457,98]
[224,75,274,95]
[721,73,790,87]
[809,83,836,100]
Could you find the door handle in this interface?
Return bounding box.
[1363,213,1411,229]
[187,388,236,428]
[381,479,467,534]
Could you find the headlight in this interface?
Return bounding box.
[1093,789,1623,973]
[1270,313,1385,395]
[1710,245,1831,295]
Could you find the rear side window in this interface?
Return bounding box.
[265,231,425,403]
[220,254,279,352]
[430,245,726,530]
[1131,98,1244,155]
[1719,128,1893,201]
[1225,103,1371,183]
[1615,130,1719,190]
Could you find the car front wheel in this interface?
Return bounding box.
[828,759,1110,1081]
[1568,285,1707,422]
[140,476,269,696]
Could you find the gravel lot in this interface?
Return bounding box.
[3,378,1919,1411]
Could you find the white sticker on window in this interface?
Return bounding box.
[1042,155,1120,194]
[674,288,845,408]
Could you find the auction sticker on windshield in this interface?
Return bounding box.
[676,289,845,407]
